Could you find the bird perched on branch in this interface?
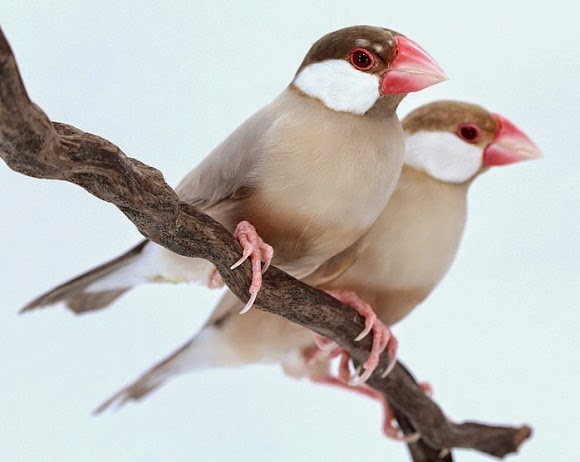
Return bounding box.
[94,100,541,440]
[22,25,446,376]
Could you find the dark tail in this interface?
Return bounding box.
[94,336,200,414]
[20,240,148,315]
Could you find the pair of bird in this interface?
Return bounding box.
[21,25,541,438]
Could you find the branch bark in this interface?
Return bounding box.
[0,28,532,461]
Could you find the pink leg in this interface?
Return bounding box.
[306,335,343,365]
[230,221,274,314]
[325,290,398,384]
[207,268,225,289]
[305,344,433,441]
[310,373,421,442]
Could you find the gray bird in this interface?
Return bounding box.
[94,101,541,441]
[22,26,445,379]
[22,25,446,317]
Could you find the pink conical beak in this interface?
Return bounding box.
[380,36,447,95]
[483,114,543,166]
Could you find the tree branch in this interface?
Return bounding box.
[0,27,531,461]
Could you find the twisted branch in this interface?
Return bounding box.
[0,28,531,461]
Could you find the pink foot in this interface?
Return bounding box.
[307,334,343,364]
[326,290,398,384]
[304,342,432,442]
[230,221,274,314]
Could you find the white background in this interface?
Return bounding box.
[1,2,578,461]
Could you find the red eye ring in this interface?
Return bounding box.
[457,123,482,143]
[349,48,375,71]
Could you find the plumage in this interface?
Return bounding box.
[96,100,542,411]
[22,25,445,314]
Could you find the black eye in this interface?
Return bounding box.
[349,48,375,71]
[457,123,482,143]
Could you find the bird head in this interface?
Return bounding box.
[292,26,447,116]
[402,100,542,183]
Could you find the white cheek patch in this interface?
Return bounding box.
[404,131,483,183]
[293,59,381,115]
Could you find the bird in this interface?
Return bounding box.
[21,26,445,318]
[93,100,542,440]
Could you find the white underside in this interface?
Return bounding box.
[99,327,244,410]
[86,243,214,293]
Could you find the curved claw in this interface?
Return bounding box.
[354,320,374,342]
[347,365,365,386]
[380,359,397,378]
[380,335,399,378]
[325,290,397,384]
[231,221,274,313]
[230,251,251,270]
[358,318,391,384]
[354,306,376,341]
[260,245,274,274]
[399,432,422,443]
[239,291,257,314]
[382,400,422,442]
[357,367,374,385]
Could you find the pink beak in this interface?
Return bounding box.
[483,114,543,166]
[380,36,447,94]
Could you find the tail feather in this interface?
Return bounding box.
[94,329,221,414]
[93,358,175,414]
[21,240,149,314]
[95,314,259,413]
[94,290,317,414]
